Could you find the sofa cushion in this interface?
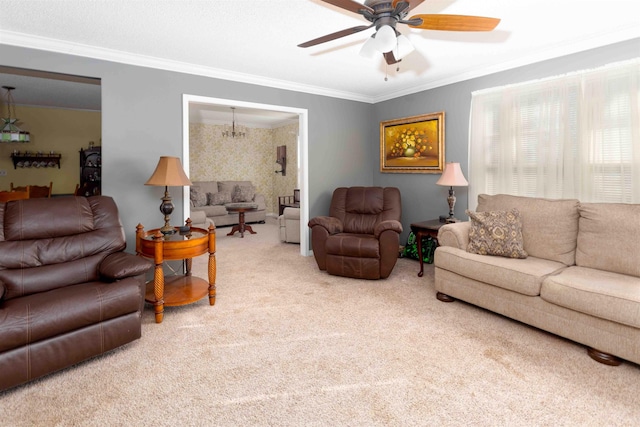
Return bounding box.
[232,184,255,203]
[193,181,219,196]
[0,197,128,299]
[435,246,567,296]
[466,209,528,259]
[326,233,380,259]
[0,279,142,353]
[196,204,228,217]
[218,180,253,195]
[208,191,231,206]
[541,266,640,328]
[576,203,640,278]
[190,186,207,207]
[477,194,579,265]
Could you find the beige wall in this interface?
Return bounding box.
[0,105,101,194]
[189,122,298,215]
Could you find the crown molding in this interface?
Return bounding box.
[0,30,375,104]
[372,26,640,103]
[2,27,638,106]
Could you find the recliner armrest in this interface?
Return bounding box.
[308,216,343,234]
[374,219,403,238]
[99,252,153,281]
[0,282,5,302]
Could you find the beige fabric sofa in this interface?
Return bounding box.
[434,194,640,366]
[190,180,266,228]
[279,207,300,243]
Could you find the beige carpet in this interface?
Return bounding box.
[1,219,639,426]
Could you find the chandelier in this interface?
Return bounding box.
[221,107,247,138]
[1,86,31,143]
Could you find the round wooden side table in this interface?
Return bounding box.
[136,221,216,323]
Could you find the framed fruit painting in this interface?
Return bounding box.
[380,111,445,173]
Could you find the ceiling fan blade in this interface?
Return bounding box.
[322,0,374,15]
[383,51,401,65]
[393,0,425,13]
[298,25,373,48]
[408,14,500,31]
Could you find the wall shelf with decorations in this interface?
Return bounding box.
[10,152,62,169]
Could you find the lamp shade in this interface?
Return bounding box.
[145,156,192,187]
[359,35,378,58]
[393,34,415,60]
[374,25,397,53]
[436,162,468,187]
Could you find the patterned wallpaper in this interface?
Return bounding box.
[189,122,298,215]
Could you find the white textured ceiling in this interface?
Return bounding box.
[0,0,639,106]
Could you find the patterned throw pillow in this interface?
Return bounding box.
[232,185,255,203]
[466,209,528,259]
[207,191,232,206]
[190,186,207,207]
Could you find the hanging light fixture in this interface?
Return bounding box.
[221,107,247,138]
[359,26,415,62]
[1,86,30,143]
[373,25,397,53]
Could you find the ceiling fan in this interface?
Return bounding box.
[298,0,500,65]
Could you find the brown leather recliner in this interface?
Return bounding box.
[0,196,152,391]
[308,187,403,279]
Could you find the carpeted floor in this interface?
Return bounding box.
[1,219,639,426]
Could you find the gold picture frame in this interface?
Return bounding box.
[380,111,445,173]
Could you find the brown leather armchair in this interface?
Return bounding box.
[0,196,152,391]
[308,187,403,279]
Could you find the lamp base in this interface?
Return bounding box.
[446,186,457,218]
[160,226,176,235]
[159,186,175,235]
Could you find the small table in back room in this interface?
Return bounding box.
[225,202,258,237]
[410,219,446,277]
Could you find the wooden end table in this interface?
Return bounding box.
[136,221,216,323]
[226,202,258,237]
[410,219,446,277]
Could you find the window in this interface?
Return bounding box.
[469,59,639,208]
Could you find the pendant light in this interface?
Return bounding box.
[221,107,247,138]
[1,86,30,143]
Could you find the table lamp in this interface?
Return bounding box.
[436,162,468,222]
[145,156,192,234]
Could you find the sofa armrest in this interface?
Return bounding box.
[253,193,267,211]
[99,252,153,281]
[374,219,403,238]
[190,209,207,224]
[308,216,343,235]
[283,207,300,220]
[437,222,470,250]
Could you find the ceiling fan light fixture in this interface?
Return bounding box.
[393,34,415,60]
[359,35,378,58]
[373,25,396,53]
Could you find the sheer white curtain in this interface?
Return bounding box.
[468,59,640,210]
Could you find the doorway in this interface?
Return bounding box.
[182,95,309,256]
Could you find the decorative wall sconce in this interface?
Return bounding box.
[275,145,286,177]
